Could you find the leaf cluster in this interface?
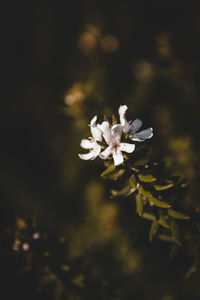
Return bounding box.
[101,144,191,245]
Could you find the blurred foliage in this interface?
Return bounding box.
[2,0,200,299]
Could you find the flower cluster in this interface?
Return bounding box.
[78,105,153,166]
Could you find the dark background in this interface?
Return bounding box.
[1,1,200,299]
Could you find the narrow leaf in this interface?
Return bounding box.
[171,220,182,246]
[129,174,137,188]
[158,216,170,228]
[136,193,143,216]
[113,169,125,180]
[158,211,170,228]
[157,234,174,242]
[168,209,190,220]
[138,186,153,198]
[149,219,158,242]
[138,174,156,183]
[150,197,171,208]
[154,183,174,191]
[111,184,135,198]
[101,165,116,177]
[142,212,156,221]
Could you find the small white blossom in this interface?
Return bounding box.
[118,105,153,141]
[78,116,103,160]
[99,122,135,166]
[78,105,153,165]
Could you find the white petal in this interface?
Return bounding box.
[118,105,130,134]
[100,121,112,144]
[90,115,97,126]
[91,126,102,142]
[91,145,101,160]
[118,105,128,125]
[111,124,122,144]
[130,119,142,134]
[78,151,96,160]
[89,115,102,142]
[119,142,135,153]
[129,128,153,141]
[99,145,112,160]
[80,139,94,149]
[113,151,124,166]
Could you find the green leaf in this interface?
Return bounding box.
[171,220,182,246]
[133,158,149,167]
[129,174,137,188]
[111,184,135,198]
[101,165,116,177]
[138,186,153,198]
[154,183,174,191]
[136,193,143,216]
[168,209,190,220]
[157,234,174,242]
[158,215,170,228]
[150,197,171,208]
[149,219,158,242]
[138,174,156,183]
[142,212,156,221]
[113,169,125,180]
[107,169,125,180]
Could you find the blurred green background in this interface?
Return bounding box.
[1,0,200,299]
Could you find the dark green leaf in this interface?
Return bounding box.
[136,193,143,216]
[158,215,170,228]
[129,174,137,188]
[101,165,116,177]
[168,209,190,220]
[138,186,153,198]
[138,174,156,183]
[171,220,182,246]
[157,234,174,242]
[150,197,171,208]
[154,183,174,191]
[105,169,125,180]
[111,184,135,198]
[142,212,156,221]
[149,219,158,242]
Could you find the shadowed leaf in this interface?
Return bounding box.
[150,197,171,208]
[168,209,190,220]
[149,219,158,242]
[142,212,156,221]
[171,220,182,246]
[101,165,116,177]
[111,184,135,198]
[158,215,170,228]
[158,234,174,242]
[138,186,153,198]
[154,183,174,191]
[129,174,137,188]
[138,174,156,182]
[136,193,143,216]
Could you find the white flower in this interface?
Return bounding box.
[118,105,131,134]
[99,121,135,166]
[78,116,103,160]
[118,105,153,141]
